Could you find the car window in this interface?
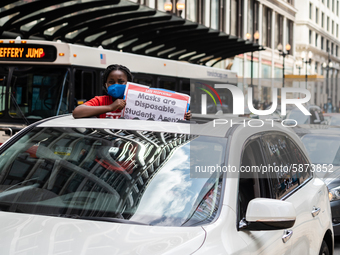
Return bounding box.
[0,127,226,226]
[238,138,271,222]
[261,133,310,199]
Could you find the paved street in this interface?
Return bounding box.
[335,237,340,254]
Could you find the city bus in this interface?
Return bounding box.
[0,38,238,133]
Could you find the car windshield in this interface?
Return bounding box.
[0,126,226,226]
[287,109,309,124]
[301,134,340,165]
[330,116,340,126]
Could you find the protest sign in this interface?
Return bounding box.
[122,82,190,122]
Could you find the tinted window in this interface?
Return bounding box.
[287,138,312,183]
[262,133,310,199]
[74,70,95,102]
[158,77,177,91]
[239,139,271,220]
[133,74,154,87]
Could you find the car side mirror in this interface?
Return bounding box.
[240,198,296,231]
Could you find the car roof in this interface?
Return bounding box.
[36,115,297,138]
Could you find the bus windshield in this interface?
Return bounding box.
[0,66,7,117]
[7,66,69,120]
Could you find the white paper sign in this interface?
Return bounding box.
[122,82,190,122]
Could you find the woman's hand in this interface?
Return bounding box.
[111,99,126,111]
[185,110,191,120]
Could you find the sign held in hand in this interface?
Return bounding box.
[122,82,190,122]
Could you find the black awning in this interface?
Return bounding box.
[0,0,264,65]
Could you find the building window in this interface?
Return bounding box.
[211,0,220,30]
[287,19,293,53]
[337,0,339,15]
[332,42,334,54]
[337,45,339,56]
[316,8,319,23]
[333,0,335,12]
[327,39,329,51]
[247,0,259,40]
[275,13,283,48]
[287,0,294,4]
[322,12,324,27]
[315,33,318,47]
[327,16,330,31]
[230,0,243,37]
[262,6,272,48]
[328,0,330,8]
[315,62,319,74]
[309,3,312,19]
[321,36,324,49]
[333,20,335,34]
[309,30,312,44]
[186,0,198,22]
[337,24,339,37]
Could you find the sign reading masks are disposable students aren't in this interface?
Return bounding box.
[122,82,190,122]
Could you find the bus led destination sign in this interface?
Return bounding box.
[0,44,57,62]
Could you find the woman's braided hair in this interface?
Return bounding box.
[103,64,133,86]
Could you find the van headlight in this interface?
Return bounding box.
[329,186,340,202]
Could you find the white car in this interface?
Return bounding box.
[0,115,333,254]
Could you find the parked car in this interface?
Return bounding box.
[0,115,333,254]
[286,105,326,125]
[293,124,340,236]
[324,113,340,126]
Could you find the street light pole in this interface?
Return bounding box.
[278,43,291,88]
[251,51,253,100]
[246,31,260,105]
[301,51,313,89]
[296,60,302,75]
[323,48,333,104]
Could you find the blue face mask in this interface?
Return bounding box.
[107,84,126,98]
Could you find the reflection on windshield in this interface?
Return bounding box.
[330,116,340,126]
[302,134,340,165]
[0,66,8,115]
[9,66,69,119]
[287,109,308,124]
[0,127,225,226]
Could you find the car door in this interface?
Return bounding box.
[284,137,329,254]
[261,132,328,254]
[237,136,292,255]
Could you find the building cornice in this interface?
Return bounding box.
[295,20,340,45]
[260,0,297,19]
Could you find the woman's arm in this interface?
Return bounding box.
[72,99,126,118]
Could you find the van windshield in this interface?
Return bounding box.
[0,127,226,226]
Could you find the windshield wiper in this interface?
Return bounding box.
[50,214,149,225]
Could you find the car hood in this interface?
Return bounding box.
[318,166,340,187]
[0,212,206,255]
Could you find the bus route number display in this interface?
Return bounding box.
[0,44,57,62]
